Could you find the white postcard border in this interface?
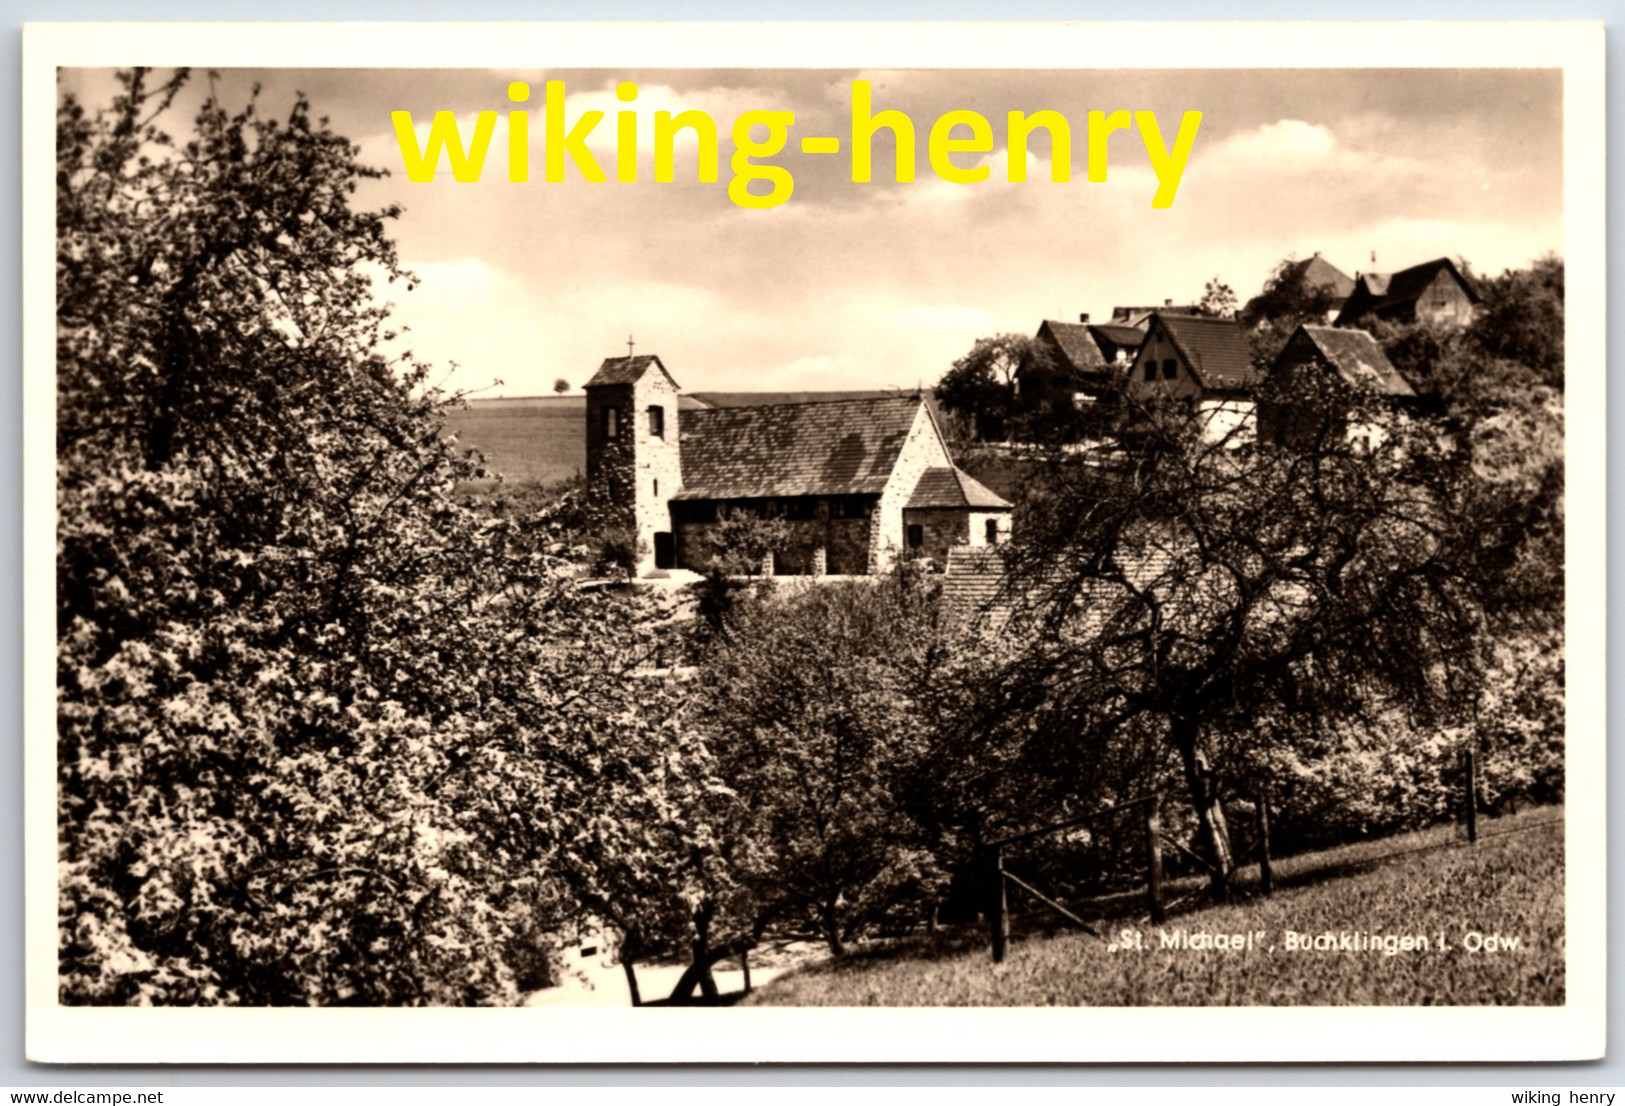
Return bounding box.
[22,19,1606,1063]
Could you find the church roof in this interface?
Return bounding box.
[584,354,677,389]
[907,467,1012,510]
[674,395,925,500]
[1152,314,1263,392]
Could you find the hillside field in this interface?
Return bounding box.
[746,808,1565,1007]
[442,397,585,487]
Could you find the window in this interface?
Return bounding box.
[1143,360,1157,382]
[1162,359,1177,380]
[604,406,620,439]
[648,404,665,438]
[986,518,999,544]
[907,524,924,548]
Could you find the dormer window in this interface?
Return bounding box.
[605,406,620,439]
[648,404,665,439]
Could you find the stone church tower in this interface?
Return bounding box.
[583,354,683,574]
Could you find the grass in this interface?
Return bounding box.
[442,399,585,487]
[746,807,1565,1006]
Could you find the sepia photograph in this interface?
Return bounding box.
[24,21,1605,1063]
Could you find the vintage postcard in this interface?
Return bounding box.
[24,21,1604,1062]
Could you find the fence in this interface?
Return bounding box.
[980,748,1488,963]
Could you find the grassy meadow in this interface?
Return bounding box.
[442,397,585,488]
[746,808,1565,1006]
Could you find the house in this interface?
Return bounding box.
[1110,300,1201,328]
[1258,324,1414,449]
[1273,252,1356,322]
[583,354,1011,577]
[1011,315,1145,436]
[1126,313,1262,442]
[1335,257,1480,329]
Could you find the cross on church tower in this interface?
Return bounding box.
[627,333,636,357]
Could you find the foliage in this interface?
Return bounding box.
[1196,275,1238,319]
[56,69,698,1005]
[935,333,1052,442]
[553,378,571,394]
[1240,256,1340,369]
[694,573,950,954]
[747,810,1565,1006]
[989,369,1551,894]
[1468,254,1563,389]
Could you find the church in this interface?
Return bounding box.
[583,353,1011,577]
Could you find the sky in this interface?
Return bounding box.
[59,66,1564,398]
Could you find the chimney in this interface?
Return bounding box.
[1078,312,1090,324]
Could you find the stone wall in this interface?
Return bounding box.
[902,508,970,571]
[673,498,878,575]
[628,369,684,571]
[968,510,1011,547]
[584,381,636,532]
[872,404,955,573]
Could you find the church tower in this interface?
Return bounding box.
[583,352,683,574]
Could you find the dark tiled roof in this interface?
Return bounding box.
[1112,304,1200,328]
[692,390,889,407]
[940,541,1180,630]
[1336,258,1479,326]
[674,395,924,500]
[907,467,1012,510]
[1088,323,1146,349]
[941,546,1018,626]
[584,354,675,389]
[1037,320,1110,375]
[1291,325,1415,397]
[691,390,947,427]
[1284,254,1356,300]
[1153,314,1263,392]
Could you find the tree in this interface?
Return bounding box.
[694,573,948,955]
[992,377,1541,896]
[1196,275,1238,319]
[553,378,571,394]
[1468,254,1564,390]
[935,333,1052,442]
[1240,257,1340,369]
[56,69,696,1004]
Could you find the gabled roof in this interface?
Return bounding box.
[584,354,678,390]
[1149,313,1262,393]
[1336,258,1480,326]
[1088,323,1146,349]
[1112,304,1200,328]
[1283,254,1355,300]
[1287,325,1415,397]
[907,467,1012,510]
[1036,320,1110,375]
[674,395,925,500]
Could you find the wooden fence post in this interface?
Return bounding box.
[1256,795,1273,896]
[1469,749,1481,842]
[989,843,1009,964]
[1145,797,1165,925]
